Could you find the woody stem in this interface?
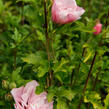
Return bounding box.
[77,51,97,109]
[44,0,52,87]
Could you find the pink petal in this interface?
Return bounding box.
[28,92,47,105]
[39,102,53,109]
[23,80,39,93]
[52,0,85,24]
[54,0,77,8]
[11,80,53,109]
[11,86,24,103]
[14,102,24,109]
[21,80,39,105]
[76,6,85,16]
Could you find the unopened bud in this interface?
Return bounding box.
[9,82,16,89]
[93,20,102,35]
[5,93,13,101]
[2,80,9,89]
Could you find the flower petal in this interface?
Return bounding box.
[11,86,24,103]
[52,0,85,24]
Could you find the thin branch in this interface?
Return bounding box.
[21,2,24,25]
[44,0,52,87]
[44,0,50,61]
[87,67,101,109]
[71,48,86,86]
[77,51,97,109]
[13,48,17,70]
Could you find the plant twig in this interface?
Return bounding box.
[105,10,109,27]
[71,48,86,86]
[44,0,52,87]
[13,48,17,70]
[71,69,74,86]
[77,51,97,109]
[92,70,100,91]
[21,2,24,25]
[87,67,101,109]
[44,0,50,61]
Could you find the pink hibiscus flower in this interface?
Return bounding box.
[11,80,53,109]
[52,0,85,24]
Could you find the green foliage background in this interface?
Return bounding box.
[0,0,109,109]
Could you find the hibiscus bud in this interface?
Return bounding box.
[2,80,9,89]
[9,82,16,89]
[5,93,13,101]
[52,0,85,24]
[93,20,102,35]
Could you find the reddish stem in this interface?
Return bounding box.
[44,0,52,87]
[77,51,97,109]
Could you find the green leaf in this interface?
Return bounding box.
[37,30,45,42]
[55,74,63,84]
[22,51,47,66]
[16,0,36,3]
[57,98,68,109]
[53,58,69,73]
[0,0,4,14]
[35,85,44,94]
[12,67,21,82]
[84,91,103,109]
[22,53,41,65]
[37,65,48,77]
[0,101,5,106]
[84,50,93,63]
[11,28,22,44]
[62,89,76,101]
[104,94,109,109]
[56,87,76,101]
[47,92,55,102]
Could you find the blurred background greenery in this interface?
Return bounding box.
[0,0,109,109]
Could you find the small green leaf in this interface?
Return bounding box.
[36,85,44,94]
[37,65,48,77]
[47,92,55,102]
[12,67,21,81]
[0,0,4,14]
[104,94,109,109]
[84,91,103,109]
[54,58,69,73]
[62,89,76,101]
[22,53,41,65]
[84,51,93,63]
[57,98,68,109]
[56,87,76,101]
